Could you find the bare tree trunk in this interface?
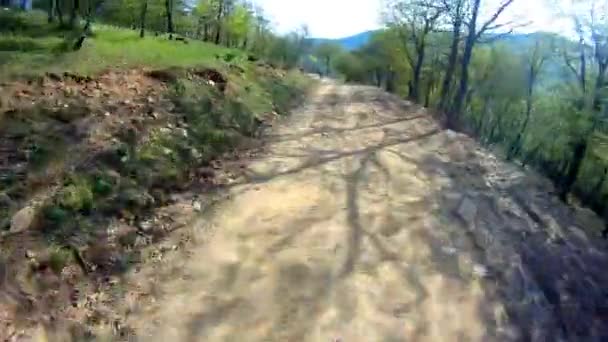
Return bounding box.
[139,0,148,38]
[410,41,425,102]
[439,15,462,111]
[593,62,607,110]
[214,0,224,45]
[69,0,79,28]
[560,140,588,201]
[508,65,536,159]
[48,0,55,22]
[424,80,432,108]
[56,2,64,26]
[579,36,587,94]
[165,0,174,38]
[73,13,92,50]
[451,0,480,129]
[386,68,396,93]
[196,17,203,39]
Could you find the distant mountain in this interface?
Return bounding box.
[309,31,375,51]
[490,31,569,49]
[310,30,571,53]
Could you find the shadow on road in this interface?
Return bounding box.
[129,84,608,341]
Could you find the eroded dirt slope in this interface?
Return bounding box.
[106,82,608,341]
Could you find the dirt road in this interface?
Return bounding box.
[121,82,608,341]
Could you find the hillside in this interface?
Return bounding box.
[3,6,608,342]
[308,31,375,50]
[310,30,572,57]
[0,9,315,340]
[69,81,608,341]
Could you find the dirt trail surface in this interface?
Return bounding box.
[119,82,608,341]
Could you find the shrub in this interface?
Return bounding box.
[58,177,94,213]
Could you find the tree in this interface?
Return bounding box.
[140,0,148,38]
[335,52,366,82]
[438,0,466,111]
[47,0,56,22]
[315,42,343,76]
[225,2,252,47]
[556,0,608,199]
[165,0,174,38]
[383,0,445,102]
[450,0,516,129]
[214,0,224,44]
[508,39,549,159]
[69,0,79,28]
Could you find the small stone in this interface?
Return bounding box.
[25,250,36,259]
[0,192,12,208]
[138,220,153,232]
[441,246,458,255]
[192,201,202,212]
[446,129,460,139]
[104,112,111,117]
[10,206,36,233]
[191,148,202,159]
[456,196,477,228]
[472,264,489,278]
[134,236,148,247]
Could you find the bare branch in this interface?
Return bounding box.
[477,28,514,44]
[476,0,515,36]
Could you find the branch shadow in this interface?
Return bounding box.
[418,146,608,340]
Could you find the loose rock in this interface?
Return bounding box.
[456,196,478,228]
[10,206,37,233]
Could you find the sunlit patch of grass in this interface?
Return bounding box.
[0,10,241,78]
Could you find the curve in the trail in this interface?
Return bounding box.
[122,82,608,341]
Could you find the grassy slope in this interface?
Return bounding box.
[0,9,314,315]
[0,10,234,77]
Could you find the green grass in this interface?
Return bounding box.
[0,10,241,78]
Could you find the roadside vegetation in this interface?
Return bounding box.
[0,1,315,338]
[317,0,608,236]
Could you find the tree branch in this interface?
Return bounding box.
[476,0,515,37]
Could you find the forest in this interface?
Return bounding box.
[316,0,608,226]
[2,0,608,339]
[3,0,313,68]
[5,0,608,226]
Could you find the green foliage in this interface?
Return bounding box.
[0,22,236,77]
[58,176,94,212]
[314,42,344,74]
[92,177,114,196]
[48,246,73,274]
[335,0,608,221]
[226,4,253,43]
[334,53,366,82]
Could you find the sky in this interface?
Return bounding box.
[252,0,573,39]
